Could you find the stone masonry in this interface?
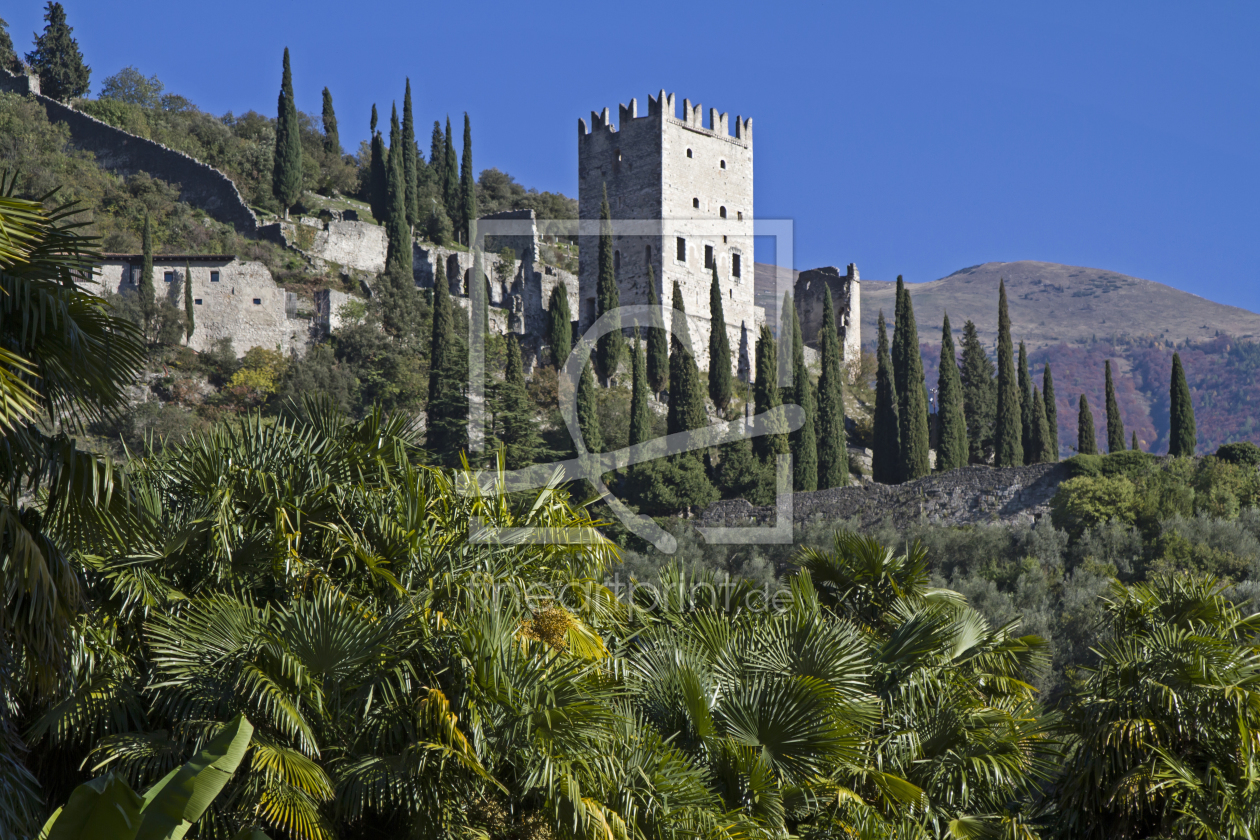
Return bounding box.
[795,264,862,370]
[98,255,308,356]
[578,92,763,376]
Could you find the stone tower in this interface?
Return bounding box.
[794,263,862,372]
[577,91,761,374]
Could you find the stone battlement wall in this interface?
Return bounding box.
[0,69,258,232]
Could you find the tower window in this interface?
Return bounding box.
[737,211,743,221]
[686,148,692,158]
[614,250,620,272]
[645,245,652,264]
[692,197,699,209]
[719,206,726,218]
[720,159,726,169]
[210,271,220,282]
[732,253,742,278]
[676,237,686,261]
[614,148,621,162]
[253,298,262,305]
[704,244,714,269]
[164,271,174,283]
[194,298,203,305]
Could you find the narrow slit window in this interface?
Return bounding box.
[614,250,620,272]
[686,148,693,158]
[720,206,726,218]
[732,254,741,277]
[692,197,700,209]
[704,244,714,269]
[737,211,743,221]
[253,298,261,305]
[720,159,726,169]
[676,237,686,262]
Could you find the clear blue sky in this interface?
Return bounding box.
[9,1,1260,313]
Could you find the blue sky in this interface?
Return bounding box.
[8,1,1260,312]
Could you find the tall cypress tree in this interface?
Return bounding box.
[872,310,901,484]
[708,264,733,412]
[936,313,967,472]
[960,319,996,463]
[645,269,668,397]
[25,2,90,102]
[891,276,909,401]
[1043,362,1059,462]
[1131,431,1139,451]
[444,117,459,230]
[754,325,788,462]
[1168,351,1197,457]
[459,113,476,245]
[667,281,707,446]
[1104,360,1125,454]
[1077,394,1097,455]
[271,48,303,219]
[402,80,419,230]
[368,127,388,225]
[384,106,411,279]
[321,87,340,156]
[577,359,603,455]
[427,261,467,464]
[139,211,155,340]
[816,287,847,489]
[496,336,542,469]
[1018,342,1034,464]
[547,283,572,368]
[430,120,444,191]
[183,259,194,344]
[897,287,931,481]
[994,280,1024,467]
[786,292,817,491]
[594,185,622,383]
[1030,387,1053,464]
[629,334,652,449]
[370,103,378,134]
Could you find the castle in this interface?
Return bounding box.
[578,92,761,374]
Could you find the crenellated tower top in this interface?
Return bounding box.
[578,90,752,146]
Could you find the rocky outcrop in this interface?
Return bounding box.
[699,463,1069,532]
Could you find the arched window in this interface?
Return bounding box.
[719,206,727,218]
[692,197,699,209]
[686,148,693,158]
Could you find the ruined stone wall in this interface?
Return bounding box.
[578,91,761,377]
[313,288,353,337]
[795,264,861,368]
[1,69,258,232]
[99,258,307,356]
[700,463,1069,532]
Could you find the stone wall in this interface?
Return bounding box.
[259,218,388,274]
[99,257,308,356]
[1,69,258,232]
[700,463,1069,533]
[795,264,861,367]
[313,288,353,338]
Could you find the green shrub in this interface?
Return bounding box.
[1099,450,1155,478]
[1217,441,1260,467]
[1051,474,1138,537]
[1063,454,1103,478]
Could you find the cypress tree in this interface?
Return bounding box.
[370,103,378,134]
[25,2,89,102]
[496,336,542,469]
[430,120,444,191]
[444,117,459,230]
[708,264,733,412]
[994,280,1024,467]
[402,80,419,230]
[368,128,388,225]
[546,282,572,368]
[321,87,340,156]
[645,269,669,397]
[872,310,902,484]
[271,48,303,219]
[1019,341,1034,464]
[459,113,476,245]
[897,286,931,481]
[1131,431,1139,451]
[384,106,411,278]
[936,313,968,472]
[1077,394,1097,455]
[0,16,21,75]
[1043,362,1059,461]
[1168,351,1197,457]
[816,287,848,489]
[754,325,788,462]
[960,319,996,463]
[891,276,909,401]
[1104,359,1125,454]
[785,292,817,491]
[667,281,709,463]
[629,334,652,449]
[1031,387,1054,464]
[427,261,467,464]
[594,185,622,383]
[576,359,603,454]
[183,259,194,344]
[139,211,156,340]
